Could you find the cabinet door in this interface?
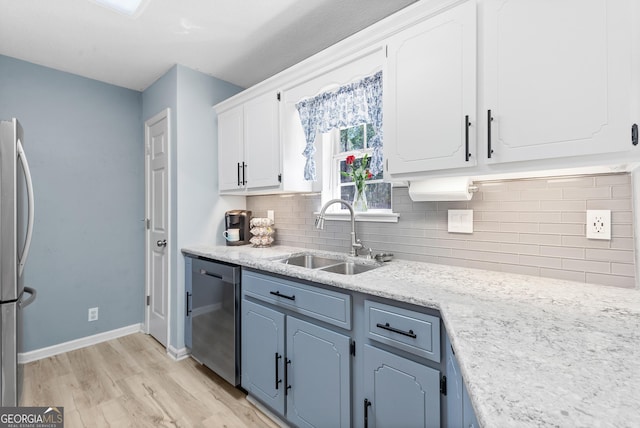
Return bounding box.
[463,382,479,428]
[363,345,440,428]
[218,105,244,191]
[483,0,634,163]
[241,300,285,415]
[184,257,192,349]
[385,0,477,176]
[286,316,351,428]
[244,92,281,189]
[444,334,463,428]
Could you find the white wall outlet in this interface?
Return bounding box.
[267,210,275,222]
[586,210,611,240]
[448,209,473,234]
[88,307,99,322]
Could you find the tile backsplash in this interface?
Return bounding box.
[247,173,636,288]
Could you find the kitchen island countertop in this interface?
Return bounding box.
[182,244,640,428]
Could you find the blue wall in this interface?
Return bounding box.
[0,55,144,351]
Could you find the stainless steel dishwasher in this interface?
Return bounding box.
[185,256,240,386]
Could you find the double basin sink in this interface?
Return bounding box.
[278,253,381,275]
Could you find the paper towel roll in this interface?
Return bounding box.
[408,177,474,201]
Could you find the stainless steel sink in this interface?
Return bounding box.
[320,262,379,275]
[280,254,343,269]
[279,253,381,275]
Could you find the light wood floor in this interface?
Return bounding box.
[21,333,279,428]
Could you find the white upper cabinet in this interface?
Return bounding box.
[483,0,635,163]
[244,92,281,189]
[218,105,244,191]
[218,91,281,193]
[385,0,477,176]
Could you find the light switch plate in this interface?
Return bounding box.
[448,209,473,234]
[586,210,611,240]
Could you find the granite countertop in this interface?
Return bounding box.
[182,244,640,428]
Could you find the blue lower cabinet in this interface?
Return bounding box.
[444,333,480,428]
[463,383,479,428]
[363,344,440,428]
[445,334,463,427]
[241,300,286,414]
[286,316,351,428]
[242,297,351,426]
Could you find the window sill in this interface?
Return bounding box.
[314,211,399,223]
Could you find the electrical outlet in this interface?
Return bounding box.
[88,307,99,322]
[586,210,611,240]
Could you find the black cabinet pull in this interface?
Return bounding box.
[185,292,192,316]
[632,123,638,146]
[275,353,282,390]
[487,110,494,158]
[199,268,223,280]
[364,398,372,428]
[376,322,417,338]
[242,162,247,185]
[285,358,292,395]
[237,162,241,186]
[270,290,295,301]
[465,115,471,161]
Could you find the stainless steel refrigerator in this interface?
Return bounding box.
[0,118,36,406]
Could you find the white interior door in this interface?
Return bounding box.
[145,109,170,347]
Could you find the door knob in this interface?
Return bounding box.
[156,239,167,247]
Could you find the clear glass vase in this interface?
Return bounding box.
[353,185,368,212]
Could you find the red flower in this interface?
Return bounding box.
[366,170,373,179]
[346,155,356,165]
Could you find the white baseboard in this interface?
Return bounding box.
[18,323,145,364]
[167,345,190,361]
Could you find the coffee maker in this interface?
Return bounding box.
[224,210,251,246]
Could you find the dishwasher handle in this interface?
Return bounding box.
[200,268,223,280]
[186,291,192,316]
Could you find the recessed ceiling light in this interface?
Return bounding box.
[91,0,149,17]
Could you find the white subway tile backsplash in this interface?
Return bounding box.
[247,173,636,289]
[585,273,636,288]
[562,259,610,274]
[538,223,584,235]
[595,174,630,185]
[585,248,635,263]
[611,263,635,277]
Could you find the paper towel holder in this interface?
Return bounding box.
[408,177,479,202]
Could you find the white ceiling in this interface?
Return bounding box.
[0,0,417,91]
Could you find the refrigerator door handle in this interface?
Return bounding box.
[16,139,34,277]
[19,286,37,308]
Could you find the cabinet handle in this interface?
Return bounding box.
[270,290,295,301]
[364,398,372,428]
[275,353,282,390]
[199,268,223,280]
[376,322,417,338]
[242,162,247,185]
[284,358,292,395]
[237,162,241,186]
[487,110,494,158]
[632,123,638,146]
[465,115,471,161]
[185,292,192,316]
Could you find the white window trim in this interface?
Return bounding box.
[319,130,399,223]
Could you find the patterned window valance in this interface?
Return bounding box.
[295,71,383,181]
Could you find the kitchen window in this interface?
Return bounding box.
[332,123,391,210]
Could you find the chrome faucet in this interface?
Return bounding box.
[315,199,363,257]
